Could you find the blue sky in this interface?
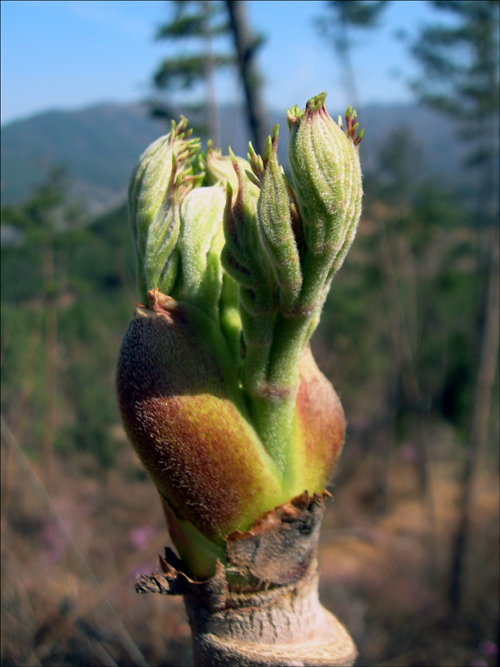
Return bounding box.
[1,0,438,126]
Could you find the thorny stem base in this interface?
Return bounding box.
[184,562,356,667]
[136,492,357,667]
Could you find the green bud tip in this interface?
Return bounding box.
[344,105,364,144]
[248,141,257,162]
[263,134,272,166]
[176,116,189,137]
[354,127,364,146]
[247,142,263,182]
[245,169,261,189]
[305,91,327,113]
[286,104,304,130]
[287,93,328,133]
[272,124,280,147]
[269,124,280,159]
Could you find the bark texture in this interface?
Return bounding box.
[137,492,357,666]
[184,565,356,666]
[225,0,268,154]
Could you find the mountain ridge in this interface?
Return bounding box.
[1,100,468,217]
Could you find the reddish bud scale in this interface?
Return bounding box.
[116,289,346,546]
[293,346,346,493]
[116,290,282,539]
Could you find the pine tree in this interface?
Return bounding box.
[412,0,500,614]
[316,1,388,108]
[412,0,499,225]
[151,0,234,143]
[151,1,268,152]
[225,0,268,153]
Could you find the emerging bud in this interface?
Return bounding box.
[221,150,276,382]
[117,96,361,579]
[204,141,260,203]
[257,125,302,315]
[287,92,363,286]
[128,117,202,304]
[175,185,226,320]
[116,289,283,576]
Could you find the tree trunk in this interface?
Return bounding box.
[202,0,220,146]
[137,492,357,666]
[225,0,268,154]
[334,3,361,111]
[449,226,499,614]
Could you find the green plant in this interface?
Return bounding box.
[117,92,363,665]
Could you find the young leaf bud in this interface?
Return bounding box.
[221,154,276,388]
[257,125,302,315]
[128,118,201,303]
[287,92,362,273]
[176,185,226,320]
[118,97,361,580]
[204,142,260,203]
[221,168,268,296]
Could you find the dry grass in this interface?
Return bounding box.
[1,424,499,667]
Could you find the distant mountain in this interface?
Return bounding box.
[1,101,468,217]
[1,104,168,216]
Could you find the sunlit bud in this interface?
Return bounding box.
[116,289,283,576]
[221,150,274,315]
[257,125,302,314]
[128,118,202,303]
[221,153,276,395]
[118,96,362,580]
[287,92,363,276]
[175,185,226,320]
[205,141,260,202]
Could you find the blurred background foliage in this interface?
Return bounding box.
[1,1,498,666]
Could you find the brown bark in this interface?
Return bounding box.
[225,0,268,154]
[184,567,355,667]
[202,0,220,146]
[137,492,357,666]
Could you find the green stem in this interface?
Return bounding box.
[267,312,311,388]
[241,253,332,482]
[299,251,333,313]
[247,393,297,478]
[245,311,314,482]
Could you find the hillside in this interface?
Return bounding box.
[1,100,468,217]
[1,96,497,667]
